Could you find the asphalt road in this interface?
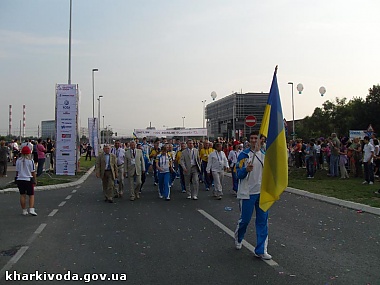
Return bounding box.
[0,172,379,285]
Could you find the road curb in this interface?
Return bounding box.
[286,187,380,216]
[0,166,95,194]
[224,172,380,216]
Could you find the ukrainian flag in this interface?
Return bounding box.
[259,66,288,211]
[133,131,138,139]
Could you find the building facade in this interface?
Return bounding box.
[41,120,56,140]
[206,92,269,140]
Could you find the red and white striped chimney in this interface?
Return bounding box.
[23,105,26,137]
[9,105,12,137]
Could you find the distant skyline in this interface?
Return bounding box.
[1,0,379,137]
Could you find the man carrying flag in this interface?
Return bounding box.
[234,66,288,260]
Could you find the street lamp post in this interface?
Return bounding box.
[92,68,99,118]
[97,95,103,144]
[102,115,104,144]
[68,0,72,84]
[288,82,295,141]
[182,116,185,142]
[107,125,111,144]
[201,100,206,128]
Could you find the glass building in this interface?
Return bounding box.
[205,92,269,140]
[41,120,56,140]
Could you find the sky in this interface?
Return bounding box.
[1,0,379,137]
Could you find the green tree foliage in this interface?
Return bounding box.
[292,84,380,140]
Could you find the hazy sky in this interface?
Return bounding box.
[1,0,379,137]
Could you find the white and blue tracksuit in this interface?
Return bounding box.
[234,148,269,255]
[156,153,171,199]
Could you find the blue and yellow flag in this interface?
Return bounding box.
[259,66,288,211]
[132,131,138,139]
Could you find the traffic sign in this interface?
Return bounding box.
[245,115,257,127]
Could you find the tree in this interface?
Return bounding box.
[294,84,380,140]
[365,84,380,131]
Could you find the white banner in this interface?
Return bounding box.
[349,130,368,140]
[88,118,99,157]
[55,84,78,175]
[134,128,207,137]
[55,158,77,176]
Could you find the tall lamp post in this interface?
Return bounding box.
[97,95,103,144]
[92,68,99,118]
[102,115,105,144]
[288,82,295,141]
[182,116,185,142]
[107,125,111,144]
[68,0,73,84]
[201,100,206,128]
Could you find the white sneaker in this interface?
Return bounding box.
[29,208,37,216]
[362,181,368,184]
[369,181,374,185]
[192,196,198,200]
[22,209,28,216]
[254,252,272,260]
[235,241,242,250]
[187,195,192,199]
[158,194,163,199]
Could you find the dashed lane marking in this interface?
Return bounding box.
[48,209,59,217]
[34,223,47,234]
[65,195,72,200]
[0,223,47,280]
[58,201,66,207]
[197,209,281,268]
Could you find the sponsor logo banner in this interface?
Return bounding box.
[56,84,78,176]
[134,128,207,137]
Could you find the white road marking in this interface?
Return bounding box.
[0,245,29,279]
[197,209,279,267]
[48,209,59,217]
[65,195,72,200]
[72,189,77,193]
[34,223,47,234]
[58,201,66,207]
[0,224,47,279]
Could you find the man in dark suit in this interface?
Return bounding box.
[180,139,201,200]
[96,145,118,203]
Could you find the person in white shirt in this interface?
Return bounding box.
[228,144,240,194]
[111,140,126,197]
[155,145,173,200]
[12,139,20,166]
[206,142,229,200]
[234,131,272,260]
[16,146,37,216]
[362,136,374,185]
[20,139,33,152]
